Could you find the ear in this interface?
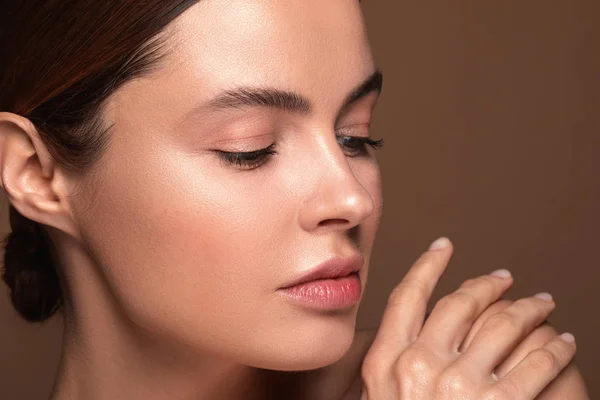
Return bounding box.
[0,111,79,238]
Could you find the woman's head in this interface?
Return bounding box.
[0,0,383,371]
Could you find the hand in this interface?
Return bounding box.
[360,237,577,399]
[461,300,589,399]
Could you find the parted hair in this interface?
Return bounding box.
[0,0,199,322]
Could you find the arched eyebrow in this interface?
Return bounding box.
[205,69,383,117]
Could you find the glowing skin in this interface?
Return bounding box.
[6,1,383,399]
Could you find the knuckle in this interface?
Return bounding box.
[438,370,471,394]
[485,379,522,400]
[361,352,394,387]
[360,356,383,385]
[480,392,504,400]
[458,276,479,289]
[548,343,574,366]
[386,286,403,306]
[388,278,428,306]
[394,348,434,379]
[460,275,496,291]
[530,347,559,373]
[483,311,524,336]
[437,292,479,318]
[360,352,378,373]
[386,286,407,307]
[471,299,513,325]
[433,293,453,310]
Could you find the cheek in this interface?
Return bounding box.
[81,146,293,341]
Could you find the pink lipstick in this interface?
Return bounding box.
[278,254,363,310]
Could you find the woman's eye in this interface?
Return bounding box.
[216,143,277,170]
[337,136,385,157]
[215,135,384,171]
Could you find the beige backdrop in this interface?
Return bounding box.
[1,1,598,398]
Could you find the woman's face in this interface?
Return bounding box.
[74,0,382,370]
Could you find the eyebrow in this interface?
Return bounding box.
[206,69,383,117]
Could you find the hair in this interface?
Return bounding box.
[0,0,199,323]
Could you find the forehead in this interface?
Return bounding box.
[161,0,374,98]
[104,0,376,138]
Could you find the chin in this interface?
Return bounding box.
[246,313,358,371]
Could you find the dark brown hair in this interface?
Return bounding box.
[0,0,199,322]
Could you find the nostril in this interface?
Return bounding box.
[318,218,348,227]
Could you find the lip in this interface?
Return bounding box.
[278,254,364,290]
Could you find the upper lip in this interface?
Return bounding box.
[278,253,364,289]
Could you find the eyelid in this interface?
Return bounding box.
[216,142,276,156]
[212,131,275,145]
[215,143,277,170]
[336,123,371,135]
[339,122,371,128]
[336,91,380,126]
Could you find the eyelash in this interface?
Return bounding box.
[216,136,385,170]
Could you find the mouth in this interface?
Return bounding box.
[278,254,364,290]
[276,254,364,310]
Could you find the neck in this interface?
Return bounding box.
[49,313,279,400]
[49,311,349,400]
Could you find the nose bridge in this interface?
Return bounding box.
[298,131,376,231]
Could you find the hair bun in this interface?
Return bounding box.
[2,211,61,322]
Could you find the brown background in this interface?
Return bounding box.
[1,1,598,398]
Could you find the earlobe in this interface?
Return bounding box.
[0,112,78,238]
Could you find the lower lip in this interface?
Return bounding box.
[278,273,362,310]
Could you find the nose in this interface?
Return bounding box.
[297,136,376,233]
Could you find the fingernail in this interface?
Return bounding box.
[429,237,450,250]
[560,332,575,344]
[534,292,553,302]
[489,269,512,279]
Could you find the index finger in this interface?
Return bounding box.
[369,237,454,356]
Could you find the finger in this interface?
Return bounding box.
[369,237,453,356]
[418,270,514,352]
[494,321,556,378]
[495,322,588,399]
[486,333,577,399]
[457,294,556,373]
[458,299,513,352]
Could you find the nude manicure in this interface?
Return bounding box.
[534,292,553,302]
[489,269,512,279]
